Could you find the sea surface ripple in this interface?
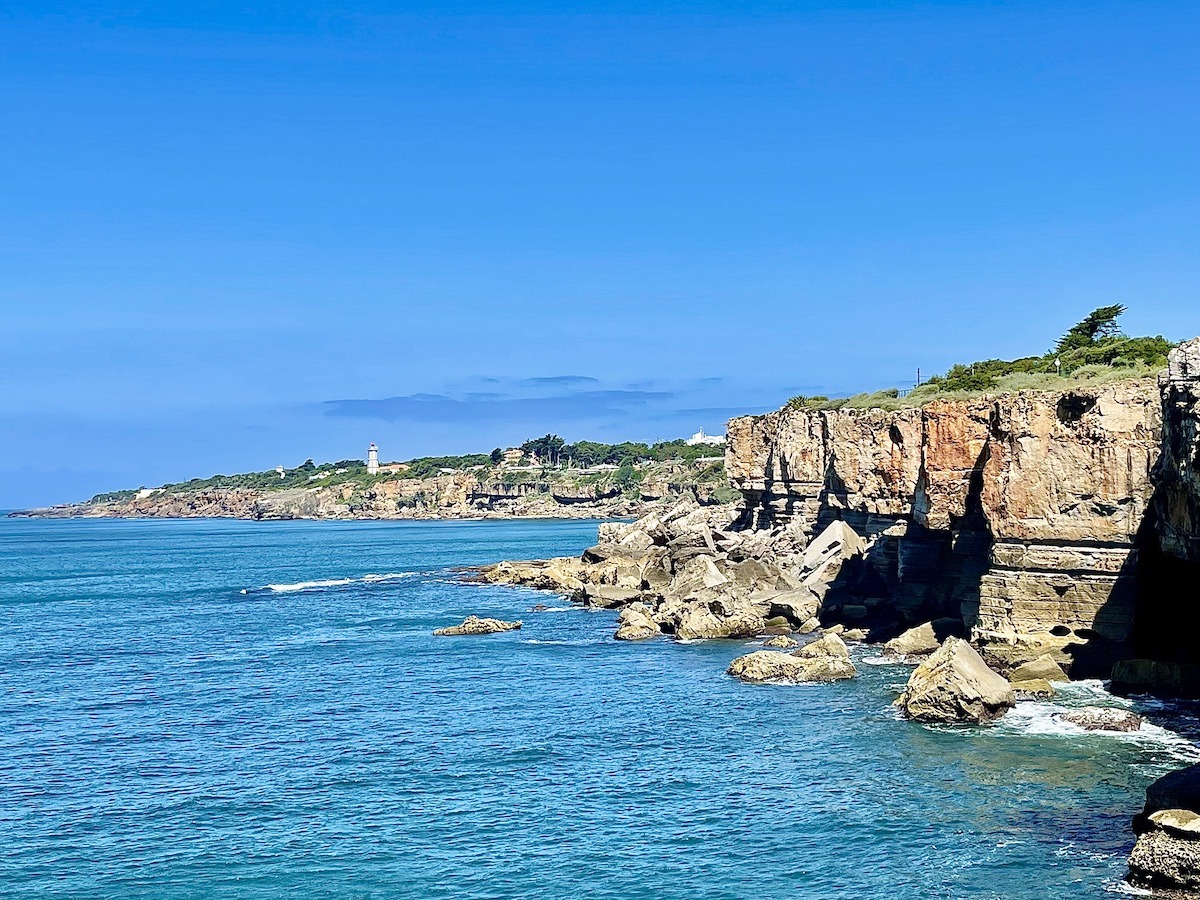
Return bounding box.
[0,516,1194,898]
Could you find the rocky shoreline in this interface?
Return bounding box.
[467,337,1200,893]
[12,463,730,522]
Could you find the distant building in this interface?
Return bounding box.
[275,465,286,478]
[685,427,726,447]
[376,463,410,475]
[501,448,525,466]
[367,443,379,475]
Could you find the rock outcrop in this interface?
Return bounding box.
[433,616,522,636]
[895,637,1015,723]
[726,378,1164,677]
[727,633,856,684]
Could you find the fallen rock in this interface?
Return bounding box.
[794,631,851,660]
[675,604,765,641]
[843,628,868,642]
[798,616,821,634]
[767,588,820,626]
[883,622,941,659]
[895,637,1015,724]
[763,635,798,649]
[584,584,642,609]
[1057,706,1143,732]
[433,615,522,636]
[614,604,661,641]
[1010,678,1055,700]
[1010,654,1069,684]
[727,649,855,684]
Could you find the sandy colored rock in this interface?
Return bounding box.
[1010,654,1069,683]
[895,637,1015,724]
[614,604,660,641]
[884,622,941,659]
[433,615,522,636]
[726,650,855,684]
[794,632,851,660]
[798,616,821,634]
[763,635,798,649]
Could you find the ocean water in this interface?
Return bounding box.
[1,516,1196,899]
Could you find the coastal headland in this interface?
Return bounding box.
[472,336,1200,892]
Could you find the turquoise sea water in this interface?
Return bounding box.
[1,516,1196,898]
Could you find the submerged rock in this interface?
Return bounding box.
[433,615,522,636]
[895,637,1015,724]
[1057,706,1143,732]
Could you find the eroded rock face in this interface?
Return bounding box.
[726,379,1164,677]
[433,616,522,636]
[1155,338,1200,564]
[895,637,1015,723]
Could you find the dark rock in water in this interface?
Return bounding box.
[1111,659,1200,699]
[530,603,551,612]
[1057,706,1142,732]
[433,616,522,636]
[1141,765,1200,826]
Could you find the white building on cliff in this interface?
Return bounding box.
[685,427,725,447]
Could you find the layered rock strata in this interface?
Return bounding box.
[726,380,1163,675]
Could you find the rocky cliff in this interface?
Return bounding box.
[726,367,1187,678]
[19,462,727,522]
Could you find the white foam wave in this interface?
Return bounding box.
[861,655,911,667]
[257,572,415,593]
[530,606,577,613]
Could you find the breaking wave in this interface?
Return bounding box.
[241,573,415,595]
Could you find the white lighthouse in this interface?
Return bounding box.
[367,443,379,475]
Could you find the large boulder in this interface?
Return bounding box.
[675,603,765,641]
[727,648,856,684]
[883,618,962,660]
[766,588,821,626]
[763,635,798,649]
[895,637,1015,723]
[1010,678,1055,700]
[794,631,851,661]
[614,604,661,641]
[433,615,522,636]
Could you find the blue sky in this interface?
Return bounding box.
[2,1,1197,507]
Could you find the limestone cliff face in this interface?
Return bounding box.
[726,379,1163,675]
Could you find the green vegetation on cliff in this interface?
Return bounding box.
[785,306,1176,413]
[89,434,726,502]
